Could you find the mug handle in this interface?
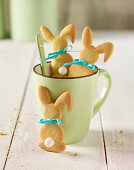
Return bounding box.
[92,70,111,118]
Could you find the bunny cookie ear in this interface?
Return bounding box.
[40,26,55,42]
[38,85,52,106]
[55,92,73,112]
[96,42,114,62]
[82,26,92,48]
[60,24,76,43]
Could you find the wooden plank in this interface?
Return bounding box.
[99,33,134,169]
[0,40,34,170]
[4,42,107,170]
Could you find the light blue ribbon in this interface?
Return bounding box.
[64,59,106,70]
[40,45,72,61]
[39,119,62,125]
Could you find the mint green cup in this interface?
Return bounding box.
[9,0,58,41]
[33,64,111,144]
[0,0,5,39]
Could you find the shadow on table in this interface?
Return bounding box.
[72,129,134,149]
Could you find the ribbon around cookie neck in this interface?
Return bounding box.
[40,45,72,61]
[39,119,62,125]
[64,59,106,70]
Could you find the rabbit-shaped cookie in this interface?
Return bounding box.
[40,24,76,77]
[38,85,73,153]
[68,26,114,77]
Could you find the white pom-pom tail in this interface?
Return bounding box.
[58,66,67,75]
[45,138,55,148]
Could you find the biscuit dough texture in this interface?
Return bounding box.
[38,85,73,153]
[40,24,76,77]
[68,26,114,77]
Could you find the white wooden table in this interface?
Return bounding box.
[0,31,134,170]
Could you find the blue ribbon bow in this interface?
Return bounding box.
[39,119,62,125]
[64,59,106,70]
[40,45,72,61]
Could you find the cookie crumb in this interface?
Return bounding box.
[0,131,7,135]
[16,120,22,123]
[7,155,12,159]
[31,148,35,151]
[74,153,78,156]
[26,163,30,165]
[120,140,124,146]
[114,140,124,146]
[69,153,78,156]
[114,141,117,144]
[13,107,18,111]
[17,156,20,158]
[67,151,70,153]
[120,130,123,134]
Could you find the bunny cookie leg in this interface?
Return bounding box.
[51,53,73,77]
[39,124,66,153]
[68,64,93,77]
[51,142,66,153]
[39,140,66,153]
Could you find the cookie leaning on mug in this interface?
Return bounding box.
[68,26,114,77]
[40,24,76,77]
[38,85,73,153]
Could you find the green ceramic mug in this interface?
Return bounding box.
[0,0,5,39]
[33,64,111,144]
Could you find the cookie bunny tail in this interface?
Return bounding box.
[38,85,52,106]
[40,26,55,42]
[44,137,55,148]
[55,92,73,112]
[96,42,114,62]
[82,26,92,48]
[60,24,76,43]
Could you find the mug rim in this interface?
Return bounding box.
[33,64,98,79]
